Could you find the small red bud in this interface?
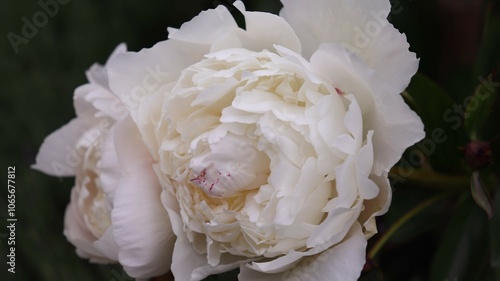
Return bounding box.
[463,141,492,170]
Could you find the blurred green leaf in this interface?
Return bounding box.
[405,73,465,173]
[431,197,493,281]
[474,13,500,79]
[464,74,499,140]
[369,192,447,261]
[489,191,500,280]
[469,7,500,143]
[382,188,448,244]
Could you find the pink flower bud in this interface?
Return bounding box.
[463,140,492,170]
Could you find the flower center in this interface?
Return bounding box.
[189,133,270,198]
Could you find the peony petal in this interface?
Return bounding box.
[248,250,304,273]
[93,226,119,261]
[356,131,380,200]
[34,43,127,177]
[245,222,366,279]
[161,188,250,281]
[162,190,226,281]
[331,96,363,155]
[86,42,127,88]
[64,187,113,263]
[161,189,208,281]
[167,5,238,45]
[192,256,249,281]
[167,2,301,54]
[32,118,89,177]
[107,39,207,124]
[367,85,426,174]
[310,43,424,174]
[99,128,121,206]
[307,204,362,248]
[111,118,175,279]
[274,157,326,226]
[358,173,392,238]
[74,83,125,121]
[76,43,128,121]
[239,265,284,281]
[236,11,301,54]
[307,159,362,248]
[310,44,377,114]
[282,222,366,281]
[106,43,127,64]
[171,233,213,281]
[333,156,359,209]
[280,0,418,92]
[73,83,100,122]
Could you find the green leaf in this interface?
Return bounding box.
[369,193,448,259]
[489,191,500,280]
[404,73,466,173]
[464,74,499,140]
[474,14,500,80]
[431,197,493,281]
[382,188,448,244]
[468,8,500,142]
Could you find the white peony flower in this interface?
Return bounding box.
[104,0,425,280]
[33,45,174,279]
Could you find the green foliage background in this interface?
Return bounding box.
[0,0,498,280]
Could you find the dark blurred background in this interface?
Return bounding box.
[0,0,498,280]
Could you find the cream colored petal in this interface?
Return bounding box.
[310,43,424,174]
[280,0,418,92]
[111,118,175,279]
[32,118,88,177]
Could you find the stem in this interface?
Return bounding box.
[390,167,470,190]
[367,194,448,260]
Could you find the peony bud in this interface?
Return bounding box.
[463,140,492,170]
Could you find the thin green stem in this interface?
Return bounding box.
[390,167,470,190]
[367,194,448,260]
